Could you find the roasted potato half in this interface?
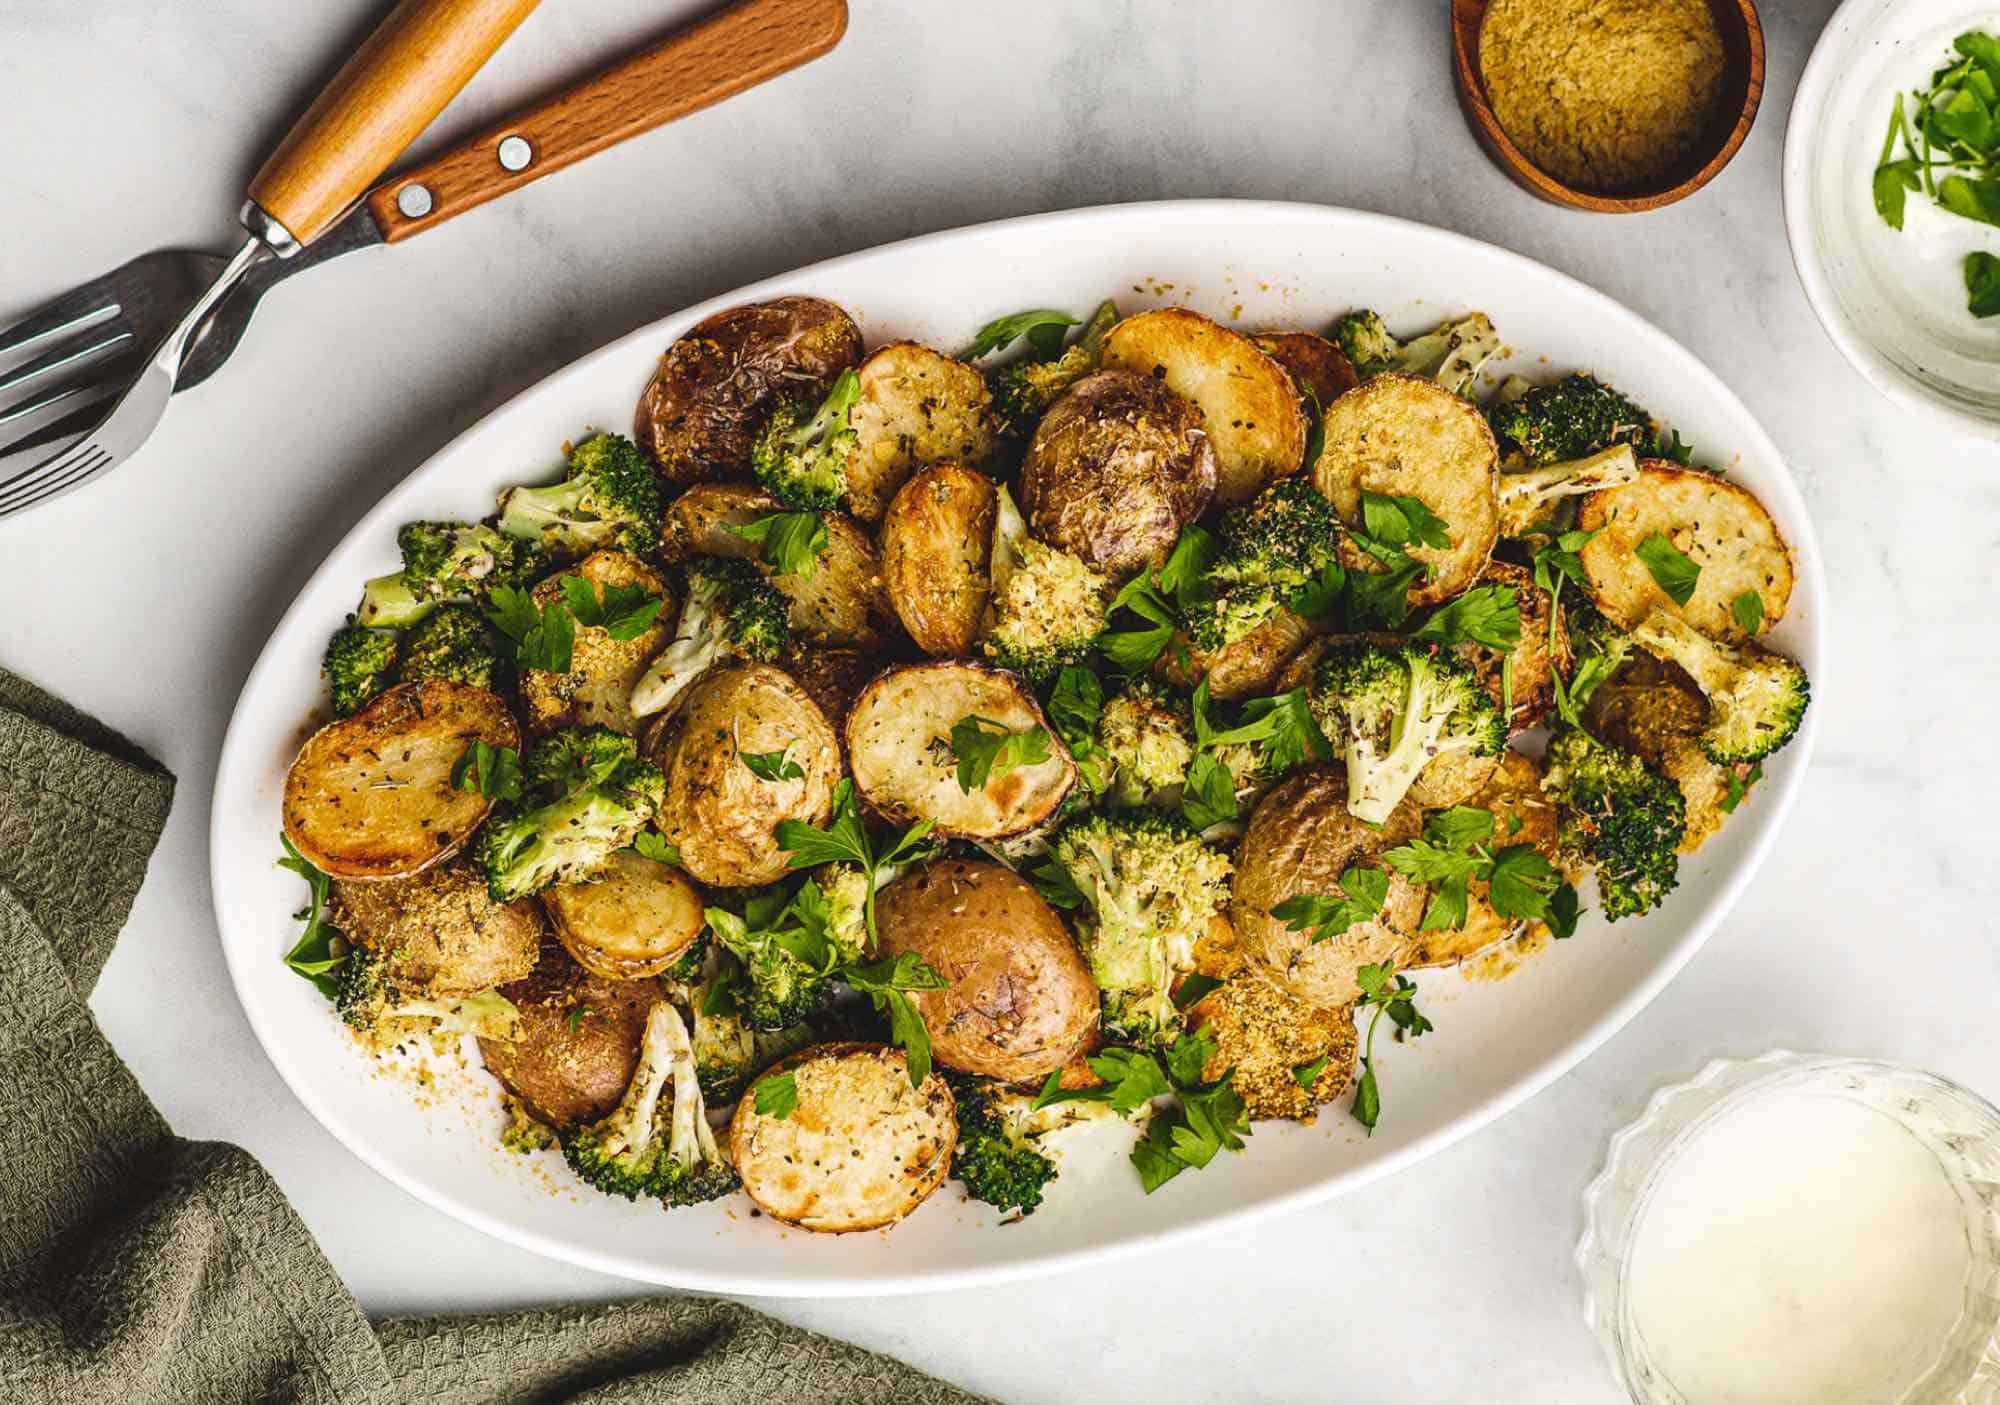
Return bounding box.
[1405,750,1561,969]
[283,681,517,880]
[478,936,662,1130]
[1585,657,1739,853]
[330,861,542,995]
[845,662,1076,839]
[774,641,874,743]
[658,481,775,562]
[1101,308,1309,506]
[845,342,999,522]
[730,1043,958,1233]
[1157,606,1316,702]
[636,296,862,484]
[1578,462,1794,640]
[520,550,672,736]
[1446,559,1569,735]
[1251,330,1359,409]
[1020,370,1217,579]
[1313,373,1500,607]
[879,464,997,657]
[540,849,705,981]
[1231,766,1425,1010]
[642,662,840,887]
[876,859,1097,1082]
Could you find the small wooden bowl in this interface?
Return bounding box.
[1450,0,1764,213]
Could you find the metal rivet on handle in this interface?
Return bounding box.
[497,136,533,172]
[396,184,434,218]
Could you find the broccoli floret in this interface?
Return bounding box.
[1310,640,1505,824]
[1096,680,1194,808]
[986,299,1118,444]
[1334,310,1501,395]
[562,1001,738,1206]
[323,624,398,717]
[1557,598,1638,723]
[396,604,504,690]
[1180,479,1344,652]
[702,907,830,1033]
[982,485,1109,684]
[947,1073,1058,1217]
[1542,726,1685,921]
[670,942,818,1103]
[1051,808,1232,1048]
[1489,373,1653,466]
[659,930,711,986]
[629,557,790,718]
[496,432,662,560]
[751,369,860,510]
[1629,609,1809,764]
[333,945,524,1048]
[357,521,546,628]
[1334,311,1401,376]
[476,727,665,902]
[1496,444,1642,538]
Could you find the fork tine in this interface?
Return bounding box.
[0,441,112,515]
[0,327,134,417]
[0,294,121,370]
[0,378,121,459]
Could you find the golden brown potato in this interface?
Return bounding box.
[642,662,840,888]
[845,662,1075,839]
[1182,912,1357,1122]
[477,936,662,1130]
[283,682,517,880]
[1157,606,1317,702]
[636,296,862,484]
[1405,750,1562,968]
[1443,559,1570,735]
[730,1043,957,1233]
[875,859,1097,1083]
[658,481,775,562]
[541,849,705,981]
[845,342,998,521]
[1101,308,1308,506]
[1313,373,1499,607]
[879,464,997,657]
[1251,330,1359,409]
[1578,462,1794,641]
[330,861,542,995]
[1231,766,1425,1010]
[519,551,672,736]
[1020,370,1216,579]
[773,642,874,743]
[1406,747,1502,810]
[1585,662,1739,853]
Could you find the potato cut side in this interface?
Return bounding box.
[659,481,779,562]
[542,849,705,981]
[1102,308,1309,507]
[773,510,896,649]
[1404,750,1559,969]
[879,464,997,658]
[845,342,998,522]
[730,1043,957,1233]
[520,550,672,736]
[1250,330,1359,409]
[1312,373,1499,607]
[1577,462,1794,641]
[283,681,517,880]
[845,662,1075,839]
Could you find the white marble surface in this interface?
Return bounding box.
[3,1,1997,1401]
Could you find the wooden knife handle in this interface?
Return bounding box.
[249,0,542,248]
[365,0,847,242]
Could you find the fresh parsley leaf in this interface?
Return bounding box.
[1300,389,1326,474]
[1344,552,1426,629]
[1360,491,1451,551]
[1288,557,1348,623]
[1237,687,1330,774]
[1635,533,1701,607]
[560,577,664,640]
[1173,973,1224,1010]
[741,746,805,782]
[1293,1054,1331,1090]
[777,778,874,870]
[1155,526,1222,612]
[631,831,681,865]
[1413,584,1521,651]
[277,834,345,1000]
[451,740,522,801]
[1097,574,1177,672]
[1968,250,2000,317]
[1351,965,1430,1134]
[1720,761,1764,814]
[1180,750,1239,830]
[1047,666,1104,752]
[946,715,1051,794]
[1486,844,1562,921]
[1874,158,1919,230]
[484,585,575,673]
[753,1072,799,1119]
[1546,883,1581,939]
[1730,589,1765,635]
[1651,427,1697,466]
[1031,1045,1173,1116]
[962,308,1078,361]
[1026,856,1085,910]
[840,951,949,1087]
[725,510,830,580]
[1271,867,1392,943]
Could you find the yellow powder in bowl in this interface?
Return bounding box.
[1479,0,1728,193]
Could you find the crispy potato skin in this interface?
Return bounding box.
[845,343,998,522]
[730,1043,957,1233]
[477,936,661,1130]
[283,681,517,880]
[635,296,862,484]
[1021,370,1216,578]
[773,642,874,743]
[1405,750,1561,968]
[1313,373,1499,607]
[1157,606,1316,702]
[1578,462,1794,640]
[1251,331,1359,408]
[1455,559,1569,734]
[642,663,840,888]
[879,464,997,657]
[520,551,672,736]
[331,861,542,995]
[1101,308,1308,506]
[658,481,776,562]
[541,849,705,980]
[875,859,1097,1083]
[1231,766,1425,1010]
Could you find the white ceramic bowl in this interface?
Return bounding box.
[213,199,1825,1296]
[1785,0,2000,439]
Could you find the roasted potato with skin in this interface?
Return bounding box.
[730,1043,957,1233]
[1101,308,1308,506]
[284,681,517,880]
[879,464,997,657]
[875,859,1097,1083]
[1405,750,1562,968]
[540,848,705,980]
[1251,330,1359,409]
[636,296,862,484]
[477,935,662,1130]
[1157,605,1316,702]
[1232,766,1426,1010]
[1451,559,1569,735]
[845,662,1075,839]
[845,342,999,522]
[1313,373,1500,607]
[331,861,542,995]
[520,550,672,736]
[1020,370,1216,579]
[659,481,774,562]
[774,641,874,743]
[641,662,840,888]
[1578,462,1794,640]
[1585,657,1739,853]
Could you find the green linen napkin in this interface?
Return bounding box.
[0,665,988,1405]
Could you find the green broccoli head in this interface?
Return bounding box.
[476,728,665,902]
[983,537,1109,686]
[986,299,1118,444]
[1096,679,1195,809]
[1489,373,1653,466]
[947,1073,1058,1217]
[1182,580,1293,654]
[1310,640,1505,824]
[1335,311,1501,395]
[323,624,398,717]
[357,522,546,627]
[1335,311,1401,378]
[495,432,662,559]
[1051,807,1232,1048]
[751,368,860,510]
[629,557,791,719]
[1557,597,1638,723]
[1542,725,1684,921]
[333,945,524,1049]
[562,1001,738,1206]
[1630,609,1809,764]
[396,605,505,691]
[703,906,831,1033]
[1214,477,1344,588]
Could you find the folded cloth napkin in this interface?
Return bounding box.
[0,666,988,1405]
